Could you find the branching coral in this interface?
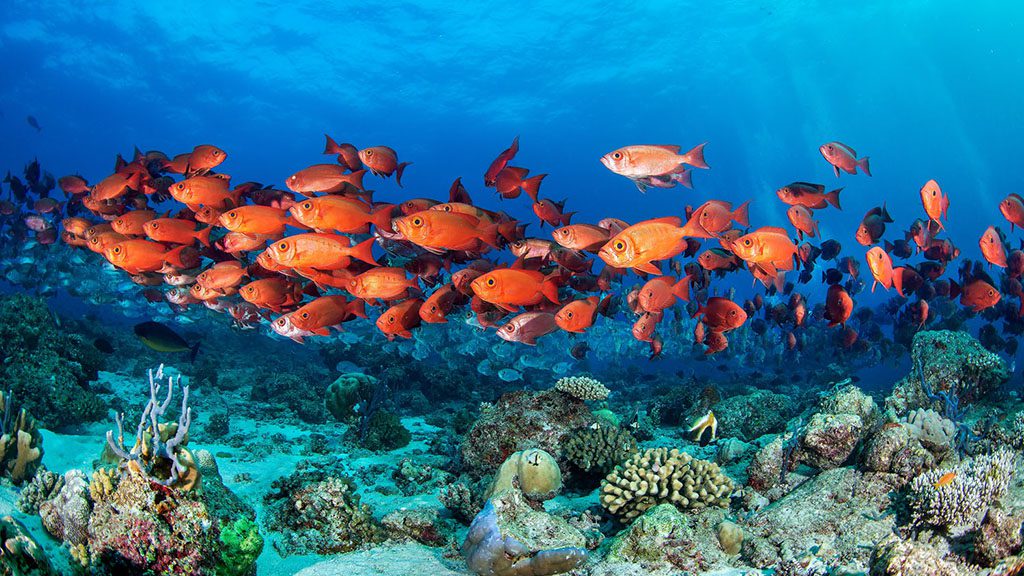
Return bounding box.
[0,390,44,485]
[104,365,199,491]
[600,448,733,522]
[553,376,610,401]
[564,424,637,477]
[908,448,1015,533]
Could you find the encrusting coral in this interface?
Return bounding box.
[552,375,610,401]
[908,448,1016,533]
[104,364,200,491]
[600,448,733,522]
[0,390,44,485]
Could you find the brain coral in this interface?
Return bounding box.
[600,447,734,522]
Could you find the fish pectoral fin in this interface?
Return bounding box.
[633,179,648,193]
[833,165,840,178]
[633,262,661,275]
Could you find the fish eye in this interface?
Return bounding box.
[365,150,373,156]
[612,152,622,159]
[113,247,120,253]
[827,145,834,151]
[430,305,437,312]
[744,239,752,246]
[278,242,288,250]
[614,241,625,251]
[388,315,395,322]
[413,218,422,226]
[487,278,495,286]
[301,312,309,319]
[151,223,159,229]
[504,325,514,331]
[213,150,222,156]
[302,202,311,209]
[443,206,451,212]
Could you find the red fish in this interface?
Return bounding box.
[554,296,600,333]
[323,135,363,172]
[494,167,545,202]
[376,299,423,339]
[359,146,410,187]
[1000,194,1024,232]
[951,279,1000,312]
[824,284,853,327]
[420,283,465,323]
[532,199,575,228]
[485,136,519,187]
[865,246,904,295]
[637,276,691,314]
[692,297,747,332]
[979,226,1007,268]
[819,141,870,177]
[920,179,949,231]
[786,205,819,240]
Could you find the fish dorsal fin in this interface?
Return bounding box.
[760,226,790,236]
[653,145,681,154]
[645,216,682,227]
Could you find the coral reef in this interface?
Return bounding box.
[461,488,587,576]
[350,410,411,452]
[563,424,637,479]
[713,388,793,441]
[324,372,378,424]
[0,294,105,428]
[39,470,90,546]
[250,366,328,424]
[861,423,936,482]
[217,517,263,576]
[381,507,456,548]
[974,508,1024,567]
[486,449,562,502]
[599,447,733,522]
[15,468,62,514]
[907,448,1016,533]
[797,385,879,470]
[0,391,44,485]
[461,390,595,476]
[0,514,54,576]
[902,408,956,457]
[104,365,200,491]
[870,536,966,576]
[552,375,609,401]
[263,469,383,556]
[440,480,485,524]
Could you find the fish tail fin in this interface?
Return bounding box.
[350,238,379,266]
[672,169,693,189]
[195,226,212,248]
[672,275,692,302]
[541,274,561,304]
[880,202,893,223]
[893,267,905,297]
[826,188,843,210]
[395,162,411,188]
[478,222,501,249]
[497,220,519,243]
[521,174,546,203]
[681,142,709,169]
[949,278,961,300]
[346,169,367,192]
[597,294,614,317]
[561,211,576,226]
[189,341,201,363]
[858,156,871,177]
[323,134,341,155]
[942,195,949,219]
[369,203,394,231]
[732,200,751,227]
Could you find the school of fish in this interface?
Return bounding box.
[3,135,1023,359]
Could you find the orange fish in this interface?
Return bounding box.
[87,232,127,254]
[291,295,367,335]
[631,311,661,342]
[285,164,367,194]
[289,196,393,233]
[143,218,213,247]
[999,193,1024,232]
[680,200,749,238]
[601,144,708,191]
[91,172,141,202]
[265,234,377,270]
[693,297,747,332]
[637,276,691,314]
[239,277,305,312]
[187,144,227,174]
[554,296,600,333]
[359,146,410,187]
[820,141,870,177]
[420,283,465,324]
[194,205,224,226]
[532,199,574,228]
[347,267,419,302]
[552,224,610,252]
[162,153,192,174]
[952,278,1000,312]
[399,198,439,215]
[323,135,363,172]
[485,136,520,187]
[775,182,842,210]
[494,167,545,202]
[103,239,172,274]
[376,299,423,339]
[865,247,904,295]
[61,217,93,237]
[110,210,157,236]
[497,311,558,345]
[698,248,740,272]
[471,268,561,312]
[703,330,729,355]
[730,227,798,277]
[220,205,303,236]
[786,205,819,240]
[169,176,240,211]
[58,175,90,196]
[933,471,956,488]
[979,226,1007,268]
[196,261,248,291]
[393,211,498,253]
[920,179,949,231]
[825,284,853,327]
[598,216,688,275]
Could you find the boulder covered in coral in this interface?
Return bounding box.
[713,388,793,441]
[461,389,595,477]
[600,447,733,522]
[325,372,379,424]
[552,375,609,401]
[461,488,587,576]
[0,294,105,428]
[797,385,880,470]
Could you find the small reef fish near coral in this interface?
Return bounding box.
[4,3,1024,576]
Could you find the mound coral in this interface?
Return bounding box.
[552,376,610,401]
[600,448,733,522]
[104,365,200,491]
[564,424,637,478]
[902,408,956,457]
[461,389,595,476]
[325,372,379,423]
[0,294,106,427]
[0,391,44,485]
[263,471,383,556]
[486,448,562,502]
[39,470,91,547]
[462,488,587,576]
[908,448,1015,533]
